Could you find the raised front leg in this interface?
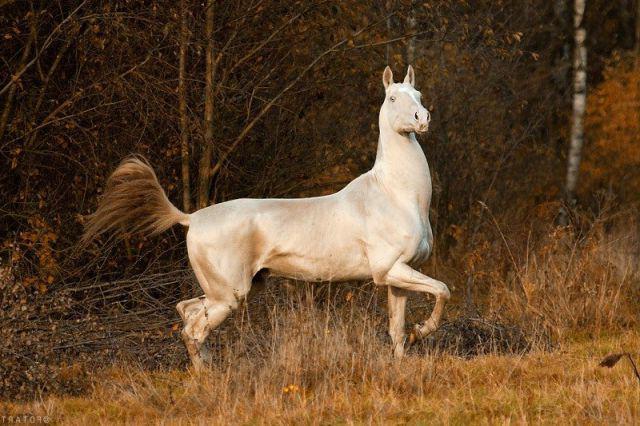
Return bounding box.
[385,262,450,345]
[387,286,408,358]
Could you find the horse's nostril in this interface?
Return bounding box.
[414,112,419,120]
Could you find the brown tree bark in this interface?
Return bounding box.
[179,0,191,213]
[405,1,416,66]
[385,0,394,65]
[635,0,640,64]
[197,0,216,209]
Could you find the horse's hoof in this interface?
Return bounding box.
[416,319,438,338]
[408,332,417,346]
[408,324,421,345]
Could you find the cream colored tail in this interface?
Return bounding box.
[80,155,189,247]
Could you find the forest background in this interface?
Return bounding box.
[1,0,639,421]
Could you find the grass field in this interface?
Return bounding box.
[3,218,640,424]
[3,330,639,424]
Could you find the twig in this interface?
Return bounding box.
[0,1,87,97]
[478,201,519,277]
[208,14,391,181]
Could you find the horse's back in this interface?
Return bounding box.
[185,191,371,281]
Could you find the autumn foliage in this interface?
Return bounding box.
[584,53,640,199]
[1,0,639,409]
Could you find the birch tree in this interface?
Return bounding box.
[561,0,587,224]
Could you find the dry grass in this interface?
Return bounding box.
[490,218,640,340]
[3,329,639,424]
[3,215,639,423]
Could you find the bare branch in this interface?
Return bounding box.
[0,0,87,97]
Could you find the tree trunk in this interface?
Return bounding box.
[197,0,216,209]
[179,0,191,213]
[560,0,587,225]
[385,0,394,65]
[635,0,640,64]
[406,1,416,66]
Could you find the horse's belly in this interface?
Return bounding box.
[265,245,371,282]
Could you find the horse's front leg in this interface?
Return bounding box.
[387,286,408,358]
[385,262,450,344]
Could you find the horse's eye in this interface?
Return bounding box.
[390,96,396,102]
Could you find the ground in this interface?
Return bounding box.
[3,330,638,424]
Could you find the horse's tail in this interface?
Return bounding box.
[80,155,190,247]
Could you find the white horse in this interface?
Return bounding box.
[82,66,450,370]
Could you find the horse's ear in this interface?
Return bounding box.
[383,66,394,90]
[403,65,415,86]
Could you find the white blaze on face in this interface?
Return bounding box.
[397,86,422,109]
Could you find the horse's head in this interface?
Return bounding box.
[381,65,430,135]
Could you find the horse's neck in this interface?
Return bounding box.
[372,119,431,200]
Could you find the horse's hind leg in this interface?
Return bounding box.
[177,243,253,370]
[176,296,215,367]
[178,296,235,371]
